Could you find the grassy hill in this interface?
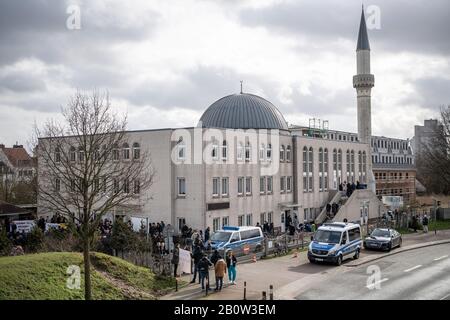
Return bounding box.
[0,252,176,300]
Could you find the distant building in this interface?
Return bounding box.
[412,119,441,162]
[0,143,36,182]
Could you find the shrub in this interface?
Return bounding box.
[0,230,12,256]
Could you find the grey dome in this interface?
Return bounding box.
[199,93,288,130]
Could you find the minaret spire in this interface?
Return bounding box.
[357,6,370,51]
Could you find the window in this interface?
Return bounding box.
[177,177,186,196]
[55,147,61,163]
[238,177,244,195]
[351,150,355,183]
[245,142,251,161]
[268,212,273,224]
[358,151,362,182]
[123,143,130,160]
[245,177,252,195]
[55,178,61,192]
[133,179,140,194]
[222,140,227,160]
[348,227,361,241]
[94,147,100,162]
[237,142,244,161]
[221,178,229,196]
[238,215,245,226]
[112,144,119,161]
[346,150,350,182]
[133,143,140,160]
[286,146,291,162]
[280,145,285,162]
[123,179,130,194]
[362,151,367,183]
[280,176,286,193]
[260,212,266,224]
[259,143,265,161]
[267,176,273,193]
[70,179,76,192]
[222,216,229,228]
[267,144,272,161]
[319,148,324,191]
[212,141,219,160]
[308,147,313,192]
[213,218,220,232]
[212,177,220,196]
[70,147,76,162]
[246,213,253,226]
[94,178,100,192]
[78,147,85,163]
[324,148,328,190]
[260,176,266,194]
[113,179,120,193]
[177,141,186,160]
[287,176,292,192]
[303,147,308,192]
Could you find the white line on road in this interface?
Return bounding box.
[434,255,448,261]
[366,278,388,289]
[404,265,422,273]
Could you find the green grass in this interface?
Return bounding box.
[0,252,175,300]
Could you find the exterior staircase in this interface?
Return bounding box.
[314,190,340,225]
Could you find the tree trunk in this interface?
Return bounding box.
[83,239,92,300]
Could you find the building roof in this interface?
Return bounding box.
[0,201,30,216]
[0,145,32,168]
[199,93,288,130]
[357,8,370,50]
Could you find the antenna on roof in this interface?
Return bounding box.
[240,80,243,94]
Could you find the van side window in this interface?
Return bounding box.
[240,229,260,240]
[341,231,347,244]
[348,227,360,241]
[230,232,240,243]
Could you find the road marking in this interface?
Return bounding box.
[366,278,388,289]
[434,255,448,261]
[404,265,422,273]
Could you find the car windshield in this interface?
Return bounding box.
[211,231,232,242]
[313,230,342,244]
[371,229,391,237]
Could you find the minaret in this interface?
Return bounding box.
[353,7,376,191]
[353,7,374,144]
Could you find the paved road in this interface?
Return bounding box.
[295,243,450,300]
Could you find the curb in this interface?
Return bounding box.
[345,239,450,267]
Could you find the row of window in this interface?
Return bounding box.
[55,143,141,163]
[177,140,292,163]
[372,154,413,165]
[372,139,409,150]
[374,172,412,181]
[54,177,141,195]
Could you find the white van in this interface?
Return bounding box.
[308,222,362,266]
[210,226,264,256]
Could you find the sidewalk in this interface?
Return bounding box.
[160,229,450,300]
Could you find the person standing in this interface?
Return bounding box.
[422,214,429,233]
[190,244,203,284]
[204,227,210,242]
[171,243,180,278]
[226,250,237,285]
[197,254,213,291]
[214,258,227,291]
[210,249,221,266]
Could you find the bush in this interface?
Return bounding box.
[0,230,12,256]
[42,228,80,252]
[24,226,44,253]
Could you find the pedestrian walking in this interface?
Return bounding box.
[198,254,213,291]
[171,243,180,278]
[422,214,429,233]
[204,226,210,242]
[226,250,237,285]
[214,258,227,291]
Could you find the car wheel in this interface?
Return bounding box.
[386,243,392,252]
[353,249,360,260]
[398,238,402,248]
[335,254,343,266]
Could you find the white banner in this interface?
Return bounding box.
[13,220,35,233]
[178,248,191,275]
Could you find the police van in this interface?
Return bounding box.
[210,226,264,256]
[308,222,362,266]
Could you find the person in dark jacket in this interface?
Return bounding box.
[226,250,237,284]
[190,244,203,283]
[210,249,221,265]
[197,254,213,290]
[171,243,180,277]
[204,227,210,242]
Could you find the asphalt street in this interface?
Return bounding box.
[295,243,450,300]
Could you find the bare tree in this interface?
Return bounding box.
[34,91,154,300]
[417,105,450,195]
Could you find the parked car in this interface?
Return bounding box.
[308,222,362,266]
[363,228,402,251]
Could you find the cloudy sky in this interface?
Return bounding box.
[0,0,449,147]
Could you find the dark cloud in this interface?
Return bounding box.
[239,0,450,56]
[411,77,450,109]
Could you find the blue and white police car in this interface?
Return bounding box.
[210,226,264,257]
[308,222,362,266]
